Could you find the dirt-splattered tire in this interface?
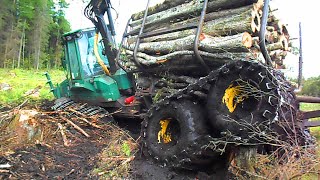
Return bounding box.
[142,100,221,169]
[207,61,278,136]
[206,60,302,145]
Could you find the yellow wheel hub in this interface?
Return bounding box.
[158,119,172,144]
[222,83,248,113]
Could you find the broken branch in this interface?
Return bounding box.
[59,115,90,138]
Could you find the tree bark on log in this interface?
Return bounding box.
[270,50,287,65]
[128,8,259,44]
[266,42,284,51]
[129,5,254,36]
[266,35,288,51]
[164,75,198,84]
[265,30,279,43]
[121,0,290,72]
[126,33,252,55]
[131,0,193,21]
[129,0,258,28]
[124,49,257,66]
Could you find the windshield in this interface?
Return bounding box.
[77,30,109,78]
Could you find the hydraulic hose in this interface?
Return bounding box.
[259,0,272,66]
[94,33,111,76]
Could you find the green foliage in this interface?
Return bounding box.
[300,103,320,141]
[301,76,320,97]
[0,68,65,107]
[121,142,131,157]
[0,0,71,69]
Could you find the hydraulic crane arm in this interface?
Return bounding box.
[84,0,118,74]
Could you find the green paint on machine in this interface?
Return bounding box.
[112,69,132,90]
[45,28,132,105]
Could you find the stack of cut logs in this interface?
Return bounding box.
[119,0,290,72]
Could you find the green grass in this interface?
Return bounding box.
[300,103,320,140]
[0,68,65,107]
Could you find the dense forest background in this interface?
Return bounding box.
[0,0,71,70]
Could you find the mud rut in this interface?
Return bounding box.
[0,102,228,180]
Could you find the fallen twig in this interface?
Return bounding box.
[66,169,75,176]
[68,109,104,129]
[59,115,90,137]
[0,169,10,173]
[121,156,135,165]
[230,164,268,180]
[16,99,29,110]
[57,123,70,146]
[104,156,133,161]
[108,108,122,116]
[0,163,11,169]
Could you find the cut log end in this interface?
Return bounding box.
[253,0,264,11]
[199,33,206,41]
[242,32,253,48]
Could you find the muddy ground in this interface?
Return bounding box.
[0,102,231,180]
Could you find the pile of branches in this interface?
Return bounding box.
[119,0,291,71]
[0,101,135,150]
[0,102,139,179]
[39,105,138,178]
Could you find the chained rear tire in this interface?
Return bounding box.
[207,60,302,145]
[207,61,276,135]
[142,100,220,169]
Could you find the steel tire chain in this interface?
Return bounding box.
[141,60,296,168]
[51,98,109,118]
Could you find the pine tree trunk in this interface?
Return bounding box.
[131,0,193,21]
[36,32,41,70]
[18,20,26,69]
[129,5,253,36]
[4,42,8,68]
[18,33,23,68]
[4,24,14,68]
[128,8,258,44]
[12,57,15,69]
[125,49,259,65]
[22,34,25,67]
[130,0,258,27]
[126,33,252,55]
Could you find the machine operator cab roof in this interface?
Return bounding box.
[62,28,109,80]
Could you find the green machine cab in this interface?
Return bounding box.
[45,28,132,106]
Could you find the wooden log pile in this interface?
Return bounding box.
[119,0,292,95]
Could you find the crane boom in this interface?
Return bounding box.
[84,0,118,74]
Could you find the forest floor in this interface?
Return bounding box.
[0,69,206,179]
[0,101,319,179]
[0,69,319,179]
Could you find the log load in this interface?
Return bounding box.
[128,5,259,37]
[118,0,292,93]
[126,33,252,54]
[130,0,259,27]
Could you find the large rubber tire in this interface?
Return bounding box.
[206,61,300,144]
[207,62,277,136]
[142,100,223,169]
